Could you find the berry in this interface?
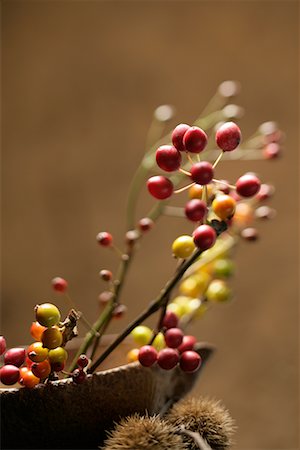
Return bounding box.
[206,279,231,302]
[212,195,236,220]
[188,184,215,200]
[172,123,190,151]
[127,348,139,363]
[0,336,6,355]
[233,202,254,227]
[138,217,154,232]
[51,277,68,292]
[215,179,230,195]
[51,361,65,372]
[213,259,235,278]
[77,354,89,368]
[255,206,276,220]
[72,368,87,384]
[154,104,175,122]
[30,322,47,341]
[96,231,113,247]
[256,183,275,201]
[178,335,197,353]
[48,347,68,364]
[183,127,208,153]
[193,225,217,250]
[113,304,127,319]
[138,345,158,367]
[4,348,26,367]
[162,311,178,329]
[172,235,195,259]
[179,351,201,372]
[263,142,281,159]
[125,230,139,246]
[147,176,174,200]
[31,360,51,379]
[98,291,114,305]
[179,272,211,298]
[35,303,61,328]
[27,342,49,362]
[156,145,182,172]
[157,348,179,370]
[152,332,166,351]
[215,122,241,151]
[131,326,153,346]
[99,269,113,281]
[164,328,184,349]
[0,365,20,385]
[41,327,63,349]
[185,199,207,222]
[190,162,214,185]
[20,370,40,388]
[236,174,261,198]
[241,227,259,241]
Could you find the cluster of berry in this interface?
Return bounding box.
[0,302,89,387]
[128,311,200,373]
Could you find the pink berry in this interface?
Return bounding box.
[215,122,241,151]
[4,348,26,368]
[193,225,217,250]
[113,304,127,319]
[0,365,20,385]
[72,368,87,384]
[96,232,113,247]
[263,143,281,159]
[52,277,68,293]
[179,350,201,372]
[178,335,197,353]
[147,176,174,200]
[185,199,207,222]
[190,162,214,185]
[157,348,179,370]
[241,227,259,241]
[77,354,89,368]
[138,345,158,367]
[156,145,182,172]
[183,127,208,153]
[98,291,114,305]
[256,183,275,201]
[0,336,6,356]
[162,311,178,329]
[236,174,261,198]
[99,269,112,281]
[172,124,190,152]
[164,328,184,349]
[138,217,154,232]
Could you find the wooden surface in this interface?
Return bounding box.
[1,2,299,449]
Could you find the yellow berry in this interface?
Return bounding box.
[131,326,153,346]
[179,272,211,298]
[152,332,165,351]
[35,303,61,328]
[212,195,236,220]
[232,202,254,227]
[189,184,215,200]
[206,279,231,303]
[173,296,193,316]
[167,302,185,318]
[48,347,68,364]
[127,348,139,363]
[186,299,208,318]
[172,235,195,259]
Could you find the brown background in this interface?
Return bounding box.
[1,1,299,449]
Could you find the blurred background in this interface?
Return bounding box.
[2,1,299,449]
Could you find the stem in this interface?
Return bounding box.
[88,248,202,373]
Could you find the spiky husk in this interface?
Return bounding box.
[102,414,186,450]
[167,397,236,450]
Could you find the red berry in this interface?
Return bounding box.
[0,365,20,385]
[96,232,113,247]
[156,145,182,172]
[236,174,261,198]
[31,360,51,379]
[77,354,89,368]
[0,336,7,356]
[99,269,113,281]
[4,348,26,367]
[185,199,207,222]
[183,127,208,153]
[20,370,40,388]
[178,335,197,353]
[164,328,184,349]
[113,304,127,319]
[179,350,201,372]
[51,361,65,372]
[157,348,179,370]
[51,277,68,293]
[72,368,87,384]
[216,180,230,195]
[241,227,259,241]
[190,162,214,185]
[193,225,217,250]
[162,311,178,329]
[147,176,174,200]
[172,124,190,152]
[138,217,154,232]
[263,143,281,159]
[138,345,158,367]
[215,122,241,151]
